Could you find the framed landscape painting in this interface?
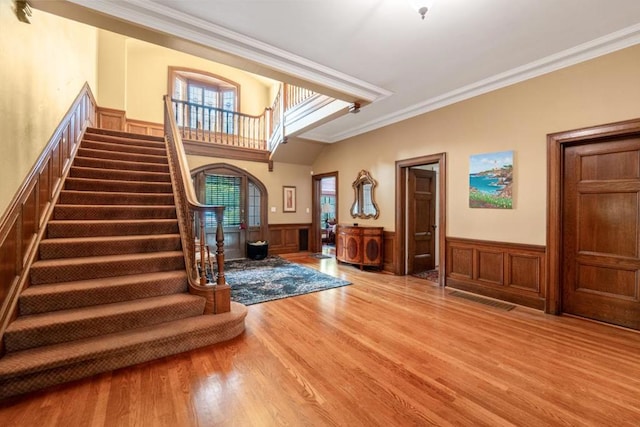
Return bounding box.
[469,151,513,209]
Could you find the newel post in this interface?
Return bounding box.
[213,206,231,313]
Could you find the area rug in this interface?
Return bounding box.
[413,268,439,283]
[310,253,332,259]
[223,256,351,305]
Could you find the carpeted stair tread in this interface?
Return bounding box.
[77,145,168,163]
[73,154,170,173]
[47,219,179,238]
[30,251,185,285]
[4,294,206,352]
[54,204,177,220]
[80,140,168,157]
[84,127,165,143]
[39,234,182,259]
[0,126,247,399]
[19,271,189,315]
[59,190,174,206]
[64,177,173,193]
[83,136,166,151]
[69,166,171,182]
[0,303,247,399]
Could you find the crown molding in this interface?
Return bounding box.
[303,23,640,143]
[69,0,392,103]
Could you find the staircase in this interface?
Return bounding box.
[0,128,246,399]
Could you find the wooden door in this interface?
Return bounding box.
[206,227,245,260]
[562,138,640,330]
[407,169,436,274]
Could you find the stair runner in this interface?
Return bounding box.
[0,128,246,399]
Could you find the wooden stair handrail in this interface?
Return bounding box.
[0,83,96,355]
[171,98,269,150]
[163,95,230,314]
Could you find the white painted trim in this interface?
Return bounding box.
[303,23,640,142]
[70,0,392,102]
[68,1,640,142]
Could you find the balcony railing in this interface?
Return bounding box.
[172,83,324,153]
[285,84,316,110]
[172,99,269,150]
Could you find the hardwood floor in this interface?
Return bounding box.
[1,253,639,426]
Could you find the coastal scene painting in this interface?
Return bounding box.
[469,150,513,209]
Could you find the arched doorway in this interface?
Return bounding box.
[191,163,268,259]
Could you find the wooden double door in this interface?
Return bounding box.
[562,137,640,330]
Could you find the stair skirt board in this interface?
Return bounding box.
[0,128,246,400]
[0,303,247,400]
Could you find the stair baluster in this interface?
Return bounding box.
[164,95,231,314]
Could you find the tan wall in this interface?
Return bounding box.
[187,156,313,225]
[97,31,126,110]
[96,33,274,123]
[0,2,98,215]
[312,45,640,245]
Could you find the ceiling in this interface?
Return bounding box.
[38,0,640,143]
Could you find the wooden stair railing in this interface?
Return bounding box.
[164,95,230,314]
[0,83,96,353]
[172,98,269,150]
[171,83,322,155]
[268,88,284,151]
[285,84,316,110]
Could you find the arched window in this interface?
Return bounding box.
[192,164,268,259]
[169,67,239,132]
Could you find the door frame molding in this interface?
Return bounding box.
[311,171,339,253]
[546,118,640,314]
[395,153,446,283]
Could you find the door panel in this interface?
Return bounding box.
[206,227,245,260]
[408,169,436,274]
[563,138,640,330]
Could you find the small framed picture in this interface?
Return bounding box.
[283,186,296,212]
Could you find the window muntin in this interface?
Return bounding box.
[170,69,238,133]
[204,174,241,227]
[248,181,261,227]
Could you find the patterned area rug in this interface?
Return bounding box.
[413,269,439,283]
[310,253,332,259]
[224,256,351,305]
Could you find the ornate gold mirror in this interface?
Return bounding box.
[350,170,380,219]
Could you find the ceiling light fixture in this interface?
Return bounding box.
[408,0,436,20]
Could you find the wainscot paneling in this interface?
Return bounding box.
[446,237,546,309]
[383,231,396,273]
[96,107,125,131]
[127,119,165,137]
[96,107,164,137]
[0,84,96,354]
[268,224,311,255]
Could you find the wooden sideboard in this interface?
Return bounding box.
[336,225,384,270]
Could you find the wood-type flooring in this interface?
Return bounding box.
[1,252,639,426]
